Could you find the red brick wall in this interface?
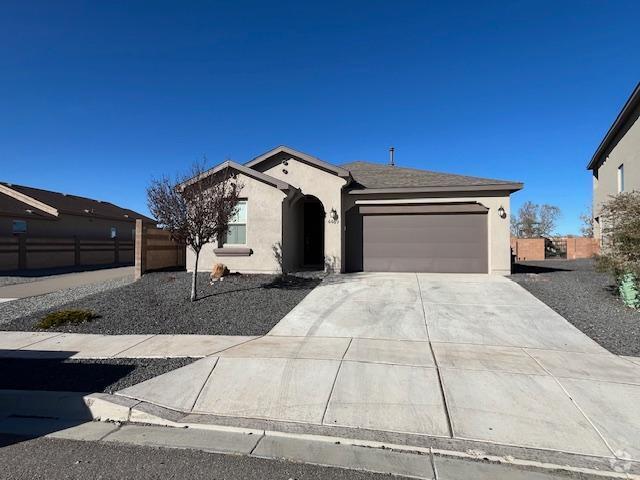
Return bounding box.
[511,237,600,262]
[566,237,600,260]
[511,238,545,261]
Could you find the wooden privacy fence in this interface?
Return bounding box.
[0,236,134,271]
[134,219,186,279]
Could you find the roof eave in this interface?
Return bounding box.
[587,81,640,171]
[246,145,351,178]
[347,183,524,195]
[56,209,156,224]
[180,160,292,192]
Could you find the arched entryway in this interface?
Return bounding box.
[293,195,325,270]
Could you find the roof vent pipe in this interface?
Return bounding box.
[389,147,395,166]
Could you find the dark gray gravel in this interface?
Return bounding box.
[511,259,640,356]
[0,357,193,393]
[0,276,133,325]
[1,272,320,335]
[0,435,410,480]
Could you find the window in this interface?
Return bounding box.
[618,164,625,192]
[110,227,117,239]
[12,220,27,234]
[226,201,247,245]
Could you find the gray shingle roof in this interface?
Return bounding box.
[342,161,521,190]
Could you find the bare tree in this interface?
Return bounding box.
[147,162,243,301]
[511,201,561,238]
[579,206,594,237]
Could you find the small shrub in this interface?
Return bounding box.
[619,273,640,309]
[37,309,98,329]
[596,192,640,308]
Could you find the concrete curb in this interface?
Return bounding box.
[1,389,636,479]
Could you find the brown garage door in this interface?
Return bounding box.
[361,207,488,273]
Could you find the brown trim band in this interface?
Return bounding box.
[348,183,523,195]
[214,247,252,257]
[359,204,489,215]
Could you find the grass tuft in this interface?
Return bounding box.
[37,309,98,329]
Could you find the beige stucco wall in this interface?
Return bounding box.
[345,192,513,275]
[592,108,640,238]
[259,157,347,272]
[186,173,287,273]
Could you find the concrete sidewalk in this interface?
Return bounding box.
[0,266,134,301]
[3,273,640,471]
[111,274,640,465]
[2,417,613,480]
[0,332,255,358]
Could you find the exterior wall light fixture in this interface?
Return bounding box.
[329,208,339,222]
[497,205,506,219]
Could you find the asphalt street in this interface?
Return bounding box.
[0,434,409,480]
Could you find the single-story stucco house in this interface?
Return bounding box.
[186,146,523,275]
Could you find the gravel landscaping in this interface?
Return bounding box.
[511,259,640,356]
[1,271,321,335]
[0,357,193,393]
[0,276,133,325]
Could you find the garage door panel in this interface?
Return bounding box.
[362,213,488,273]
[366,257,487,273]
[366,227,485,245]
[365,241,484,259]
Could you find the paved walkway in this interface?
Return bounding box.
[2,273,640,465]
[113,274,640,462]
[0,267,134,301]
[0,332,255,358]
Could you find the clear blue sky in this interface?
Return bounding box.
[1,1,638,234]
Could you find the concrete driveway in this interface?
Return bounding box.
[117,273,640,463]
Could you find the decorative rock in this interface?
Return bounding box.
[211,263,229,281]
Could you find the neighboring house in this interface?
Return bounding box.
[0,182,155,239]
[185,146,522,275]
[588,82,640,239]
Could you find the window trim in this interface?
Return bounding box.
[224,200,248,246]
[12,219,27,234]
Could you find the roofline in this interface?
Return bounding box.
[0,183,155,223]
[245,145,351,178]
[347,183,524,195]
[587,81,640,170]
[0,209,58,221]
[180,160,292,191]
[0,184,59,217]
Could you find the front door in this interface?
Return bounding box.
[303,201,324,266]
